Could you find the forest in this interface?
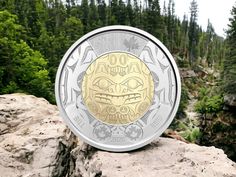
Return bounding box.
[0,0,235,161]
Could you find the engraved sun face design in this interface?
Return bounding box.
[82,52,154,125]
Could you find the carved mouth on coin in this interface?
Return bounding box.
[94,92,141,105]
[105,114,132,123]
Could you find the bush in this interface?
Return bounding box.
[198,87,209,99]
[180,127,202,143]
[0,11,54,103]
[1,81,18,93]
[195,93,223,114]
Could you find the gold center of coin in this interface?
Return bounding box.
[82,52,154,125]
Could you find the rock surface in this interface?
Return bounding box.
[0,94,235,177]
[0,94,77,177]
[179,69,197,78]
[87,139,236,177]
[224,94,236,107]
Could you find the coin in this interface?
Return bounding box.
[55,26,181,152]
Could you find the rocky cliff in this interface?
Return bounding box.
[0,94,235,177]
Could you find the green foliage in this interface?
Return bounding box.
[212,121,230,133]
[0,10,23,40]
[88,0,99,30]
[97,0,107,26]
[15,41,54,101]
[172,120,202,143]
[195,88,223,114]
[64,17,83,41]
[175,56,189,68]
[0,10,54,102]
[176,84,189,117]
[205,95,224,113]
[2,81,19,93]
[198,87,209,99]
[188,0,199,65]
[223,4,236,94]
[180,127,202,143]
[81,0,90,32]
[0,0,226,104]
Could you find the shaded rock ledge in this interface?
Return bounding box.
[0,94,235,177]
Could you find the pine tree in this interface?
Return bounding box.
[167,0,174,50]
[143,0,163,39]
[189,0,198,66]
[0,0,227,102]
[132,0,142,28]
[117,0,126,25]
[223,4,236,94]
[89,0,99,30]
[180,14,189,60]
[64,16,83,42]
[162,0,167,16]
[126,0,133,26]
[81,0,89,32]
[97,0,107,26]
[205,19,215,66]
[45,0,66,35]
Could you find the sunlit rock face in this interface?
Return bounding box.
[0,94,235,177]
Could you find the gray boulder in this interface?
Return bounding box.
[0,94,235,177]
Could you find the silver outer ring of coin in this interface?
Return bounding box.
[55,25,181,152]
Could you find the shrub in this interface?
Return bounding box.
[195,94,223,114]
[180,127,202,143]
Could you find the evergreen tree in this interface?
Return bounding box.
[143,0,163,39]
[126,0,133,26]
[162,0,167,16]
[223,4,236,94]
[117,0,126,25]
[167,0,175,50]
[180,14,189,60]
[89,0,100,30]
[81,0,89,32]
[97,0,107,26]
[109,0,119,24]
[64,16,83,42]
[188,0,198,66]
[0,0,227,103]
[133,0,142,28]
[206,20,215,66]
[45,0,66,35]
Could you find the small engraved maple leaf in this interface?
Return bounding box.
[126,126,142,140]
[96,126,111,140]
[123,36,139,51]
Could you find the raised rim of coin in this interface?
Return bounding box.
[55,25,181,152]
